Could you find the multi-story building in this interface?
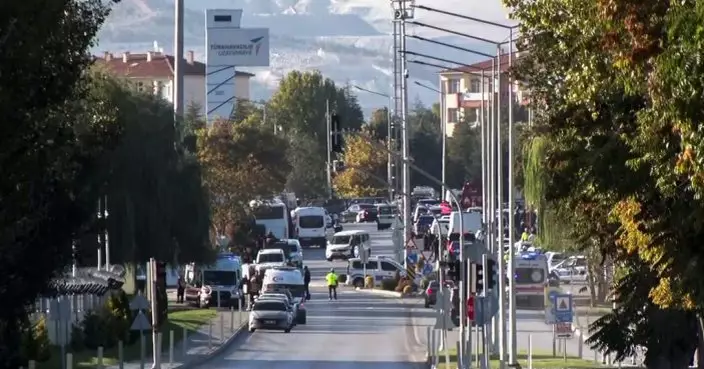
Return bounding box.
[95,50,254,117]
[438,53,528,137]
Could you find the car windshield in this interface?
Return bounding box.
[267,242,298,254]
[252,301,286,311]
[258,253,284,263]
[299,215,324,228]
[331,235,351,245]
[202,271,236,286]
[378,206,393,215]
[265,284,305,298]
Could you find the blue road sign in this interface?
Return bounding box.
[422,263,434,276]
[552,294,573,323]
[407,253,418,264]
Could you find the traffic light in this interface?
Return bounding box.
[487,258,498,289]
[331,114,343,153]
[474,262,484,294]
[467,295,475,321]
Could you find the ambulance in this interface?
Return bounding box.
[514,251,549,309]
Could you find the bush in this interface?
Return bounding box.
[21,316,52,362]
[70,324,85,352]
[420,277,430,290]
[105,291,132,343]
[82,309,109,350]
[380,279,397,291]
[364,275,374,288]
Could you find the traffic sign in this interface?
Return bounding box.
[421,250,433,261]
[130,310,152,331]
[552,294,573,323]
[405,237,418,249]
[129,294,150,311]
[555,322,573,338]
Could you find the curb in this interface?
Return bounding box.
[173,319,249,369]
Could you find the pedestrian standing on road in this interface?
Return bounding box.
[325,268,339,301]
[303,266,311,300]
[176,277,185,303]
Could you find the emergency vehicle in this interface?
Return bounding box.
[514,251,549,309]
[262,267,307,324]
[184,252,242,308]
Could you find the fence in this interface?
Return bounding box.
[30,266,126,346]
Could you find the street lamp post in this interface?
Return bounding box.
[413,81,446,198]
[352,86,395,201]
[408,8,520,365]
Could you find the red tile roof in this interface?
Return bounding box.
[440,52,520,74]
[94,51,255,79]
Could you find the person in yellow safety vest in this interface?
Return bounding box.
[521,228,530,242]
[326,268,339,301]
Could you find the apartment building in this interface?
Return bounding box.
[94,49,254,116]
[438,53,528,137]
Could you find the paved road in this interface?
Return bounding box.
[191,222,427,369]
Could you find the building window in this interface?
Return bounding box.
[447,79,460,94]
[136,81,145,93]
[470,78,481,93]
[447,108,459,123]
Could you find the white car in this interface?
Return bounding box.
[255,249,288,272]
[552,256,588,283]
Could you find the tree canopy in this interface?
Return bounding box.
[196,118,290,237]
[332,132,388,197]
[509,0,704,364]
[267,71,365,199]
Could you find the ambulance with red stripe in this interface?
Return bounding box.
[514,251,549,309]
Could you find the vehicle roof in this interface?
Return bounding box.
[348,255,396,263]
[333,230,369,236]
[263,268,304,284]
[259,248,285,254]
[294,206,325,213]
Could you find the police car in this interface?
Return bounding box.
[262,267,307,324]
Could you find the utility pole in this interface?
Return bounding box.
[507,28,518,365]
[326,99,333,198]
[173,0,184,122]
[496,46,507,369]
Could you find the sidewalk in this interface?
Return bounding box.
[105,308,248,369]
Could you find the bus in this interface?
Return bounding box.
[251,200,291,239]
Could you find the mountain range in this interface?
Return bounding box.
[95,0,512,117]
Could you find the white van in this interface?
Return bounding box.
[292,207,328,248]
[448,211,482,234]
[325,230,372,261]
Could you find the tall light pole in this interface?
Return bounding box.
[408,8,521,365]
[391,0,414,274]
[413,81,446,197]
[353,85,395,201]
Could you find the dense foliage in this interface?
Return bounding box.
[508,0,704,366]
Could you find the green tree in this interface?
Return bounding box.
[446,122,481,189]
[364,107,389,140]
[267,71,364,196]
[408,101,443,188]
[508,0,703,364]
[286,132,328,199]
[0,0,119,366]
[78,72,215,266]
[197,119,291,239]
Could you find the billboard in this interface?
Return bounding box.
[206,28,270,67]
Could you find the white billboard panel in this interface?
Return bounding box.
[206,28,270,67]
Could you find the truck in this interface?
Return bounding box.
[184,252,242,308]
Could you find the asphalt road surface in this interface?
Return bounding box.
[192,222,429,369]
